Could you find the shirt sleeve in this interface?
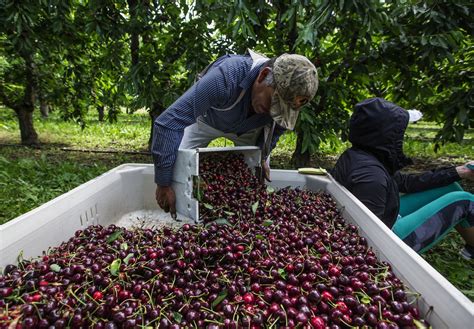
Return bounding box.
[393,166,461,194]
[152,65,229,186]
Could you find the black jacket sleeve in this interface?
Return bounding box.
[349,167,393,226]
[393,166,461,194]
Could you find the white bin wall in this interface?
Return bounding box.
[1,165,148,267]
[0,165,472,328]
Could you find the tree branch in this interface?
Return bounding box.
[327,31,359,83]
[0,86,20,112]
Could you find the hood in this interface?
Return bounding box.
[349,98,413,174]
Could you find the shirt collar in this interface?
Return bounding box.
[239,60,268,90]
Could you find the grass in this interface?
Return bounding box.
[0,107,473,300]
[0,152,108,224]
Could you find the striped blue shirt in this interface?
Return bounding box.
[152,54,285,186]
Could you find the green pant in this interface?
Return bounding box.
[392,182,474,253]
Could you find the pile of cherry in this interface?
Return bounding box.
[0,153,428,328]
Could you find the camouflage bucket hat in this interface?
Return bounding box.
[270,54,319,130]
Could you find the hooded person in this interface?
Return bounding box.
[152,50,319,219]
[331,98,474,257]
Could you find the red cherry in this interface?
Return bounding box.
[336,301,349,314]
[118,290,130,301]
[310,316,325,329]
[235,245,245,252]
[32,293,42,302]
[182,224,191,231]
[251,283,261,293]
[321,291,334,302]
[328,266,341,277]
[269,303,280,313]
[93,291,103,300]
[243,292,255,304]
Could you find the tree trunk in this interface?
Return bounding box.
[17,52,39,145]
[16,107,38,145]
[97,106,105,122]
[127,0,140,67]
[291,134,311,168]
[40,100,49,118]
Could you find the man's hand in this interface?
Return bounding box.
[261,160,271,183]
[156,185,177,216]
[457,161,474,181]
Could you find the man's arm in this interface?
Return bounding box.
[152,65,229,186]
[257,124,286,182]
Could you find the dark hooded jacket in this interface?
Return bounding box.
[331,98,460,228]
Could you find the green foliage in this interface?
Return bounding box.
[0,1,472,154]
[423,231,474,301]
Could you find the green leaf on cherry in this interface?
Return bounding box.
[110,259,121,276]
[251,201,259,214]
[173,312,182,323]
[123,253,134,265]
[203,203,214,210]
[212,290,228,308]
[107,230,123,243]
[50,264,61,272]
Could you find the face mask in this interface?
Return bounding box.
[269,91,299,130]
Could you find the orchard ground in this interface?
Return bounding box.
[0,108,473,300]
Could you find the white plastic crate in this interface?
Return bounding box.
[0,163,472,327]
[172,146,261,222]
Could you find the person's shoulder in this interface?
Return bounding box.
[221,54,251,65]
[334,150,382,183]
[340,150,389,185]
[218,55,251,74]
[352,164,390,188]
